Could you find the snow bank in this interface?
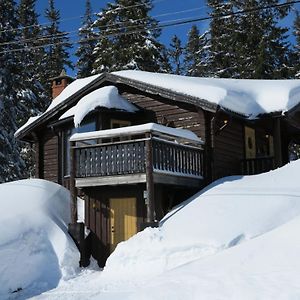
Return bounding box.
[103,160,300,280]
[132,215,300,300]
[60,86,139,127]
[33,160,300,299]
[0,179,79,299]
[114,70,300,118]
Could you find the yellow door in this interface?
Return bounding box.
[109,197,137,252]
[245,126,256,159]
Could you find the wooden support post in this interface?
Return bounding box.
[70,141,78,224]
[203,111,214,184]
[145,133,155,222]
[274,118,283,168]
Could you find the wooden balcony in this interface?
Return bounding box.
[241,156,275,175]
[70,123,204,188]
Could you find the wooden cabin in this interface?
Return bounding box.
[15,70,300,266]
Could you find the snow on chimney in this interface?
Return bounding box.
[51,69,73,99]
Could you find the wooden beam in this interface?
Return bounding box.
[145,133,155,222]
[274,118,283,168]
[75,173,147,187]
[203,110,214,184]
[70,141,78,224]
[153,173,202,187]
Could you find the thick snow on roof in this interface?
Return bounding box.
[114,70,300,118]
[47,74,101,112]
[0,179,79,299]
[60,86,139,127]
[70,122,203,143]
[14,115,40,137]
[15,74,101,137]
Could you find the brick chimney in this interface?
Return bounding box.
[51,69,74,99]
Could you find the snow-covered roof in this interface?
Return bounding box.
[15,70,300,139]
[70,122,203,144]
[113,70,300,118]
[60,86,139,127]
[47,74,101,112]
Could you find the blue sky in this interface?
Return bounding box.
[35,0,299,76]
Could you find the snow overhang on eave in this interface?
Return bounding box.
[106,73,219,114]
[15,73,107,140]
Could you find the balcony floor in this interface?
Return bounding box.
[75,172,203,188]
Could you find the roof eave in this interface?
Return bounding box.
[106,73,218,113]
[15,73,107,140]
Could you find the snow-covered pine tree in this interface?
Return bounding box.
[17,0,50,176]
[169,35,184,75]
[41,0,73,92]
[0,0,27,182]
[234,0,291,79]
[292,11,300,78]
[92,0,164,73]
[76,0,96,78]
[207,0,238,78]
[159,46,172,73]
[184,25,209,77]
[18,0,48,113]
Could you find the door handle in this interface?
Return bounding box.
[111,226,115,233]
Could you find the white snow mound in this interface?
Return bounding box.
[60,86,138,127]
[0,179,79,299]
[103,160,300,279]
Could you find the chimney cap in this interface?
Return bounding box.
[50,69,74,82]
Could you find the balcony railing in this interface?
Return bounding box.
[241,156,275,175]
[75,140,146,177]
[70,123,204,181]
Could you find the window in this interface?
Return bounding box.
[110,119,131,129]
[62,120,96,176]
[110,119,131,142]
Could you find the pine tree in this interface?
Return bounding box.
[292,11,300,78]
[41,0,73,92]
[169,35,184,75]
[233,0,291,79]
[207,0,238,78]
[184,25,209,77]
[18,0,48,113]
[0,0,27,181]
[92,0,164,73]
[76,0,96,78]
[159,46,172,73]
[17,0,49,176]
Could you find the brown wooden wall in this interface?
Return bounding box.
[39,130,59,183]
[213,118,244,180]
[122,92,206,143]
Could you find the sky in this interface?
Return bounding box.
[35,0,300,77]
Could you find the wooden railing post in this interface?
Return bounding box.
[70,141,78,224]
[145,133,155,223]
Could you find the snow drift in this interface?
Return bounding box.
[103,160,300,279]
[34,160,300,299]
[0,179,79,299]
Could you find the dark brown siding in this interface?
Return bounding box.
[213,118,244,179]
[41,131,59,183]
[121,92,206,142]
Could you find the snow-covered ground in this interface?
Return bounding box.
[3,161,300,299]
[0,179,79,300]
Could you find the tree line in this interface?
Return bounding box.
[1,0,300,182]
